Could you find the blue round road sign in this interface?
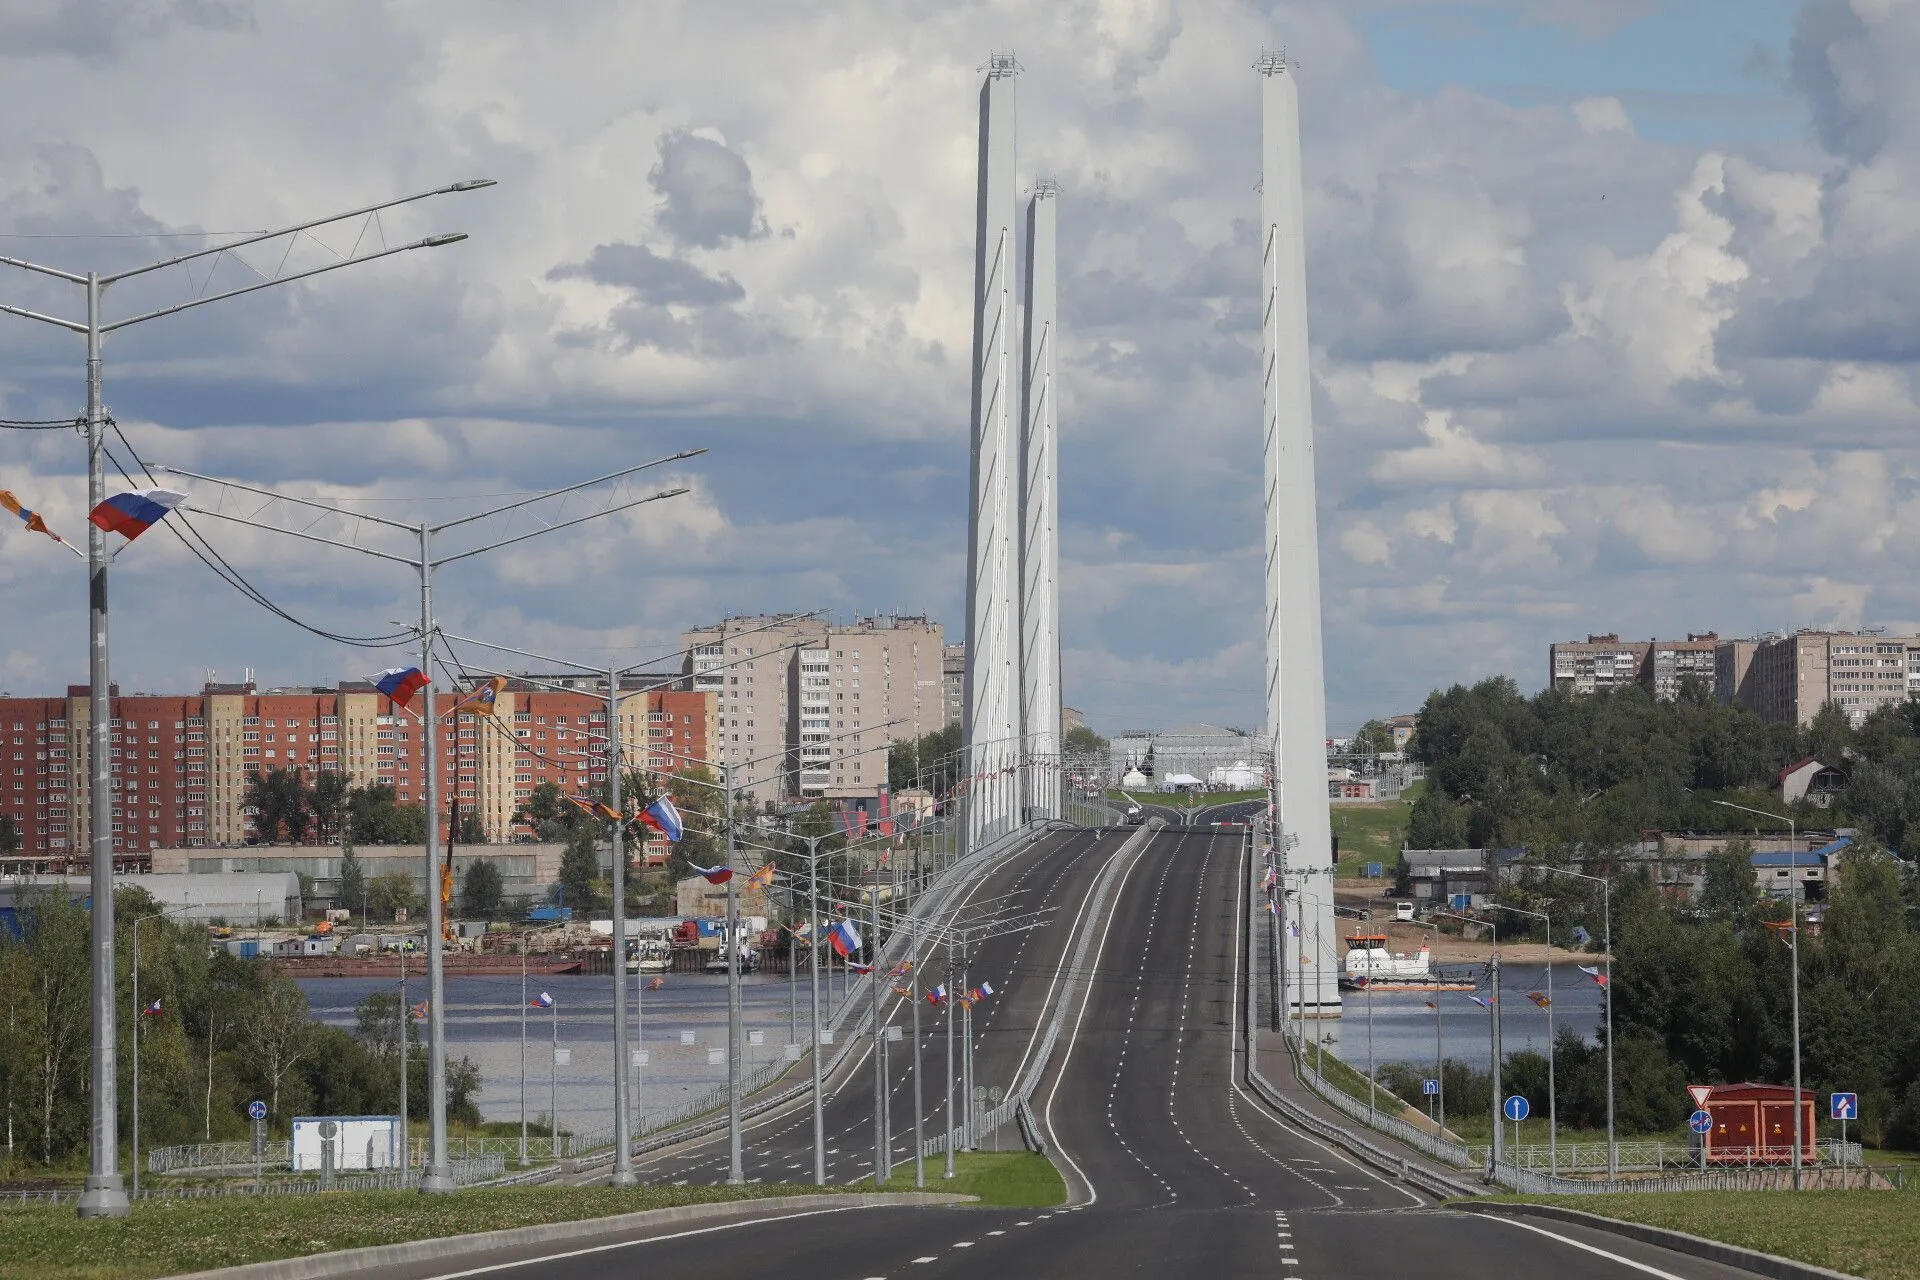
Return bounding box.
[247,1100,267,1121]
[1689,1109,1713,1134]
[1502,1094,1530,1122]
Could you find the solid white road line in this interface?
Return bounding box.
[1476,1214,1697,1279]
[401,1204,879,1280]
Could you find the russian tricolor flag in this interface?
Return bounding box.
[374,667,430,708]
[927,985,947,1006]
[826,919,861,958]
[641,795,685,842]
[849,961,875,975]
[531,992,554,1008]
[691,863,733,885]
[141,998,162,1017]
[89,488,185,542]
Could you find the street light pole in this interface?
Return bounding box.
[0,180,490,1218]
[723,760,743,1185]
[607,663,636,1188]
[1437,911,1496,1167]
[1540,864,1614,1180]
[1714,798,1802,1190]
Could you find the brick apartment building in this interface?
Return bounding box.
[0,677,712,871]
[682,614,948,803]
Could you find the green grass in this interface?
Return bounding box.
[869,1151,1064,1207]
[0,1183,851,1280]
[1331,787,1418,877]
[1496,1192,1920,1280]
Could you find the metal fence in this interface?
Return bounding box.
[2,1154,504,1208]
[1467,1138,1866,1174]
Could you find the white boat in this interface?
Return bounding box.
[1342,933,1431,984]
[628,939,672,973]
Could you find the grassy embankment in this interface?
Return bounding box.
[1497,1191,1920,1280]
[870,1151,1064,1207]
[0,1183,852,1280]
[1330,783,1419,878]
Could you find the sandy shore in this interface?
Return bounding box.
[1330,882,1608,964]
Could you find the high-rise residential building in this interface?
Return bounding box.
[0,676,713,871]
[942,644,967,729]
[1549,632,1720,700]
[1715,639,1759,709]
[1645,634,1719,700]
[1734,631,1920,727]
[682,614,947,803]
[1549,635,1652,694]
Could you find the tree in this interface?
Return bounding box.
[1349,719,1397,756]
[241,976,312,1121]
[514,781,579,842]
[460,860,504,921]
[557,825,601,913]
[367,872,419,923]
[348,784,428,845]
[310,770,351,843]
[337,841,366,917]
[1698,839,1759,924]
[456,807,487,845]
[243,767,312,844]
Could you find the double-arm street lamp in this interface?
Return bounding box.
[165,452,695,1193]
[1435,910,1501,1168]
[0,179,493,1217]
[1537,864,1615,1180]
[1714,798,1804,1191]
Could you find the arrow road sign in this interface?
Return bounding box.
[1422,1078,1440,1096]
[247,1100,267,1121]
[1832,1092,1859,1121]
[1502,1095,1530,1122]
[1689,1110,1714,1134]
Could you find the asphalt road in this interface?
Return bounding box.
[365,825,1779,1279]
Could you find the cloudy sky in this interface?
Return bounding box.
[0,0,1911,737]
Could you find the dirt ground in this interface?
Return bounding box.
[1331,878,1606,963]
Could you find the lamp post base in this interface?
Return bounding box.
[417,1166,457,1194]
[76,1175,131,1218]
[609,1169,638,1188]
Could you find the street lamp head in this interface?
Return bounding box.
[449,178,499,192]
[423,233,470,248]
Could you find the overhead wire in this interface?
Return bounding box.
[100,416,416,649]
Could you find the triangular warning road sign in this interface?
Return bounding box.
[1687,1085,1712,1108]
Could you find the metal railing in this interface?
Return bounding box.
[1466,1138,1866,1173]
[3,1154,505,1208]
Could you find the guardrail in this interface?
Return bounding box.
[566,817,1056,1175]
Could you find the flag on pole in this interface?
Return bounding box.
[1577,964,1609,988]
[0,490,66,545]
[449,675,506,718]
[1527,991,1551,1008]
[691,863,733,885]
[373,667,430,708]
[927,984,947,1006]
[89,488,185,541]
[566,794,620,822]
[647,976,666,991]
[825,919,862,958]
[531,992,554,1008]
[1466,994,1495,1009]
[746,863,776,891]
[141,998,162,1017]
[970,981,994,1002]
[849,961,875,975]
[640,795,685,842]
[411,999,430,1021]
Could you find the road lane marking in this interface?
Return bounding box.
[1477,1215,1695,1279]
[398,1203,885,1279]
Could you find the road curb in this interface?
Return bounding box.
[1454,1201,1865,1280]
[167,1191,973,1280]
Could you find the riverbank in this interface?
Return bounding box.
[1332,881,1606,964]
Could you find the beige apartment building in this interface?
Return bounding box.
[683,614,947,803]
[1549,633,1719,700]
[1734,631,1920,727]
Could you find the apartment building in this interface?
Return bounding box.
[1549,635,1652,695]
[943,644,967,729]
[1734,632,1920,727]
[0,676,713,870]
[683,614,947,802]
[1548,632,1719,700]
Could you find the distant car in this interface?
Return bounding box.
[1394,901,1415,922]
[1124,806,1144,826]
